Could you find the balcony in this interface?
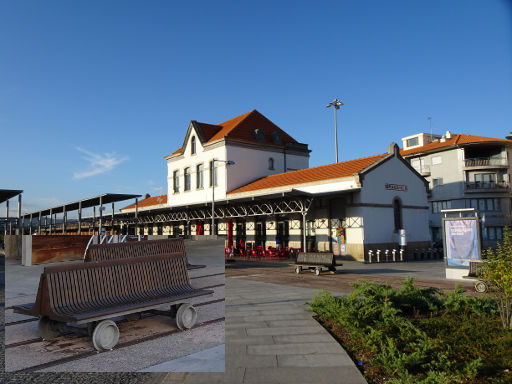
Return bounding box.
[465,181,510,193]
[413,165,430,176]
[464,157,508,169]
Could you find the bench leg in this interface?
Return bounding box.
[38,317,61,340]
[176,303,197,330]
[314,267,321,276]
[295,266,302,274]
[92,319,120,351]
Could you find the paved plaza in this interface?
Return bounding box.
[2,241,478,384]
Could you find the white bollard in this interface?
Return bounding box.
[376,249,381,263]
[385,249,390,262]
[368,250,373,264]
[392,249,396,262]
[400,249,404,262]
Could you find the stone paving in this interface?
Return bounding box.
[161,278,367,384]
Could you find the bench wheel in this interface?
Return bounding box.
[315,267,321,276]
[295,266,302,274]
[38,317,60,340]
[92,320,119,351]
[176,303,197,330]
[475,281,488,293]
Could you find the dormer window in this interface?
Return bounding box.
[268,157,274,170]
[406,137,419,147]
[191,136,196,155]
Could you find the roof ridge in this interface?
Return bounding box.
[218,109,256,127]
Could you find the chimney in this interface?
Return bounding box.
[145,193,151,199]
[445,130,452,139]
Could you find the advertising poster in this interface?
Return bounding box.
[444,219,480,267]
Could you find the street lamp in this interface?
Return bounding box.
[211,159,235,235]
[326,98,344,163]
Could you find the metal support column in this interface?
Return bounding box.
[38,211,41,234]
[4,199,8,235]
[99,196,103,235]
[62,205,66,234]
[17,194,22,235]
[49,209,53,234]
[78,201,82,235]
[29,213,33,235]
[135,197,138,235]
[111,202,115,235]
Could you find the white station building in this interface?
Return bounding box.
[121,110,431,261]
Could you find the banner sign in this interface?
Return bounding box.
[385,183,407,191]
[444,219,480,267]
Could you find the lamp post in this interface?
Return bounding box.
[211,159,235,235]
[326,98,344,163]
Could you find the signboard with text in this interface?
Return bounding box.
[444,219,480,267]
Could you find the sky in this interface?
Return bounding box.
[1,0,511,216]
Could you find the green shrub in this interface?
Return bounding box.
[308,278,511,383]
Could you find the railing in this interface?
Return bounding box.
[464,157,508,167]
[465,181,510,191]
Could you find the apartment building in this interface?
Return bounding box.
[401,131,512,248]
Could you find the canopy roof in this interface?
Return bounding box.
[0,189,23,204]
[24,193,141,217]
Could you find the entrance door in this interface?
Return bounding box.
[255,220,266,247]
[277,221,289,247]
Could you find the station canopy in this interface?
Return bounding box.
[0,189,23,204]
[25,193,141,217]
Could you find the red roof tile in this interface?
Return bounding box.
[168,110,299,158]
[401,134,510,156]
[228,154,386,195]
[121,194,167,210]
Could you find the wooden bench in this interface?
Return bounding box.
[85,238,206,270]
[13,253,213,351]
[294,252,341,276]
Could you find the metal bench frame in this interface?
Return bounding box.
[294,252,341,276]
[14,253,212,350]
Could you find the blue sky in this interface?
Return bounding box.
[1,0,511,215]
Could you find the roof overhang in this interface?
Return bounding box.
[0,189,23,204]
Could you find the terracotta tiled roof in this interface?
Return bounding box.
[168,110,299,158]
[228,154,386,195]
[121,194,167,210]
[401,134,510,156]
[195,122,222,142]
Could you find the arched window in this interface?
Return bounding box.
[268,157,274,170]
[393,197,403,231]
[191,136,196,155]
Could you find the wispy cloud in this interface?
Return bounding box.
[73,147,128,179]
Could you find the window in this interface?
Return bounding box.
[465,198,501,211]
[431,200,452,213]
[173,170,179,193]
[482,227,504,241]
[196,163,204,189]
[209,160,217,186]
[184,167,191,191]
[432,156,442,165]
[393,198,403,231]
[191,136,196,155]
[433,178,443,187]
[406,137,419,147]
[474,173,496,188]
[268,157,274,170]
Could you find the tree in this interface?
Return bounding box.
[481,227,512,329]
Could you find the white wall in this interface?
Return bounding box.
[358,156,430,243]
[225,145,309,192]
[166,130,228,207]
